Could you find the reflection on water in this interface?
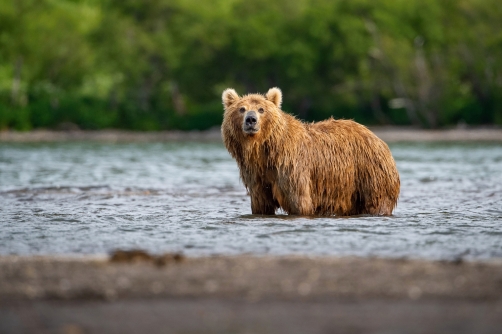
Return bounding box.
[0,142,501,260]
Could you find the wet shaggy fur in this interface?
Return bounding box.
[221,88,400,216]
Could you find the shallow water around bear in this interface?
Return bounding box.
[0,141,501,260]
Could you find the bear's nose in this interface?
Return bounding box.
[245,112,258,127]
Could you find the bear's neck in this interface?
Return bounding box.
[240,138,273,175]
[240,113,292,173]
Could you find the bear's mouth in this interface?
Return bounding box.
[243,126,259,135]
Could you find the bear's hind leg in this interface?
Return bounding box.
[366,198,395,216]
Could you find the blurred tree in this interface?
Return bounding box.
[0,0,501,130]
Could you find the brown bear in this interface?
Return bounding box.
[221,87,400,216]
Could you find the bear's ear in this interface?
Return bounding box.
[222,88,240,108]
[265,87,282,108]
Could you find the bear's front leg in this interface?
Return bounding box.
[249,184,277,215]
[288,192,314,216]
[277,175,314,216]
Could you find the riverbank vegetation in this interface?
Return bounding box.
[1,0,501,130]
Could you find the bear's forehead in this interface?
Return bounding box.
[247,98,262,104]
[240,95,266,105]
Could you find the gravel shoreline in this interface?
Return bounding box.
[2,255,502,302]
[1,127,502,143]
[1,255,502,333]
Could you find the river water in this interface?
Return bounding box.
[0,141,501,260]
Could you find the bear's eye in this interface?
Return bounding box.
[258,108,264,113]
[239,107,246,113]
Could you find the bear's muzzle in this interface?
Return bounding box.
[243,110,260,134]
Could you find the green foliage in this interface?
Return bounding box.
[0,0,501,130]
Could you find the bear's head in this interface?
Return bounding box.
[222,88,283,141]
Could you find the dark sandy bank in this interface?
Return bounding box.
[2,255,502,301]
[1,127,502,143]
[1,255,502,333]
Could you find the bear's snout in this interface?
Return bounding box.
[243,111,259,134]
[245,112,257,126]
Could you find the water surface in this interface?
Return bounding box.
[1,141,501,260]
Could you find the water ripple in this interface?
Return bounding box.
[0,141,501,260]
